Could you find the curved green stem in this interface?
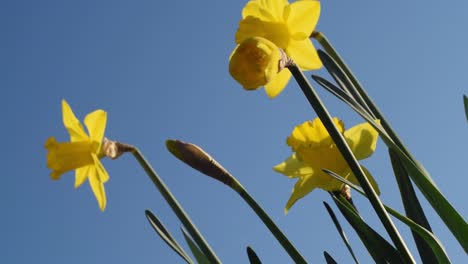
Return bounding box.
[131,148,221,264]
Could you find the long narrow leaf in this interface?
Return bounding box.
[332,195,403,263]
[324,251,338,264]
[246,246,262,264]
[181,228,210,264]
[131,149,221,263]
[388,149,437,263]
[313,34,468,250]
[464,95,468,123]
[323,169,451,263]
[323,202,360,264]
[145,210,193,264]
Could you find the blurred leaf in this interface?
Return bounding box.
[323,202,360,264]
[324,251,338,264]
[332,194,402,263]
[246,246,262,264]
[464,95,468,123]
[388,149,437,263]
[181,228,210,264]
[323,169,451,263]
[145,210,193,264]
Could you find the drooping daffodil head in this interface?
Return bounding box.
[234,0,322,98]
[274,117,380,213]
[45,100,109,211]
[229,36,283,90]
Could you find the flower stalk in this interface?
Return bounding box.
[166,140,308,264]
[105,139,221,264]
[287,63,416,263]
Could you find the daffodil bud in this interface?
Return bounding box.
[229,37,283,90]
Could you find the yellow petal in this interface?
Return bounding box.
[89,166,107,211]
[286,39,322,70]
[264,69,291,98]
[284,0,320,37]
[344,121,379,160]
[61,100,88,142]
[345,166,380,195]
[45,137,94,180]
[251,0,288,22]
[75,165,90,188]
[242,1,276,21]
[84,109,107,148]
[287,117,344,151]
[284,175,319,213]
[236,17,290,49]
[273,154,314,178]
[92,154,109,183]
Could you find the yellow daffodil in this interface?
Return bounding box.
[229,36,282,90]
[234,0,322,98]
[45,100,109,211]
[274,117,380,213]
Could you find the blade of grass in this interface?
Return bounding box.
[323,202,360,264]
[388,148,436,263]
[246,246,262,264]
[332,194,403,263]
[181,228,210,264]
[464,95,468,123]
[145,210,193,264]
[323,169,451,263]
[324,251,338,264]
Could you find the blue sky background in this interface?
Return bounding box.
[2,0,467,263]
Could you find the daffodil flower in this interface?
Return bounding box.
[274,117,380,213]
[45,100,109,211]
[229,36,282,90]
[234,0,322,98]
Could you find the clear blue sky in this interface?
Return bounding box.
[2,0,467,263]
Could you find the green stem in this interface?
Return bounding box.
[237,188,307,264]
[312,31,413,160]
[131,148,221,264]
[287,65,416,264]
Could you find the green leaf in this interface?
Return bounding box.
[324,251,338,264]
[246,246,262,264]
[181,228,210,264]
[332,195,403,263]
[323,202,360,264]
[464,95,468,123]
[313,34,468,251]
[323,169,451,263]
[388,149,437,263]
[145,210,193,264]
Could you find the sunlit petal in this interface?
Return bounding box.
[273,154,314,178]
[285,176,319,213]
[287,117,344,151]
[75,166,90,188]
[62,100,88,142]
[286,39,322,70]
[84,109,107,147]
[344,121,379,160]
[89,166,107,211]
[92,154,110,183]
[284,0,320,37]
[242,1,276,21]
[264,69,291,98]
